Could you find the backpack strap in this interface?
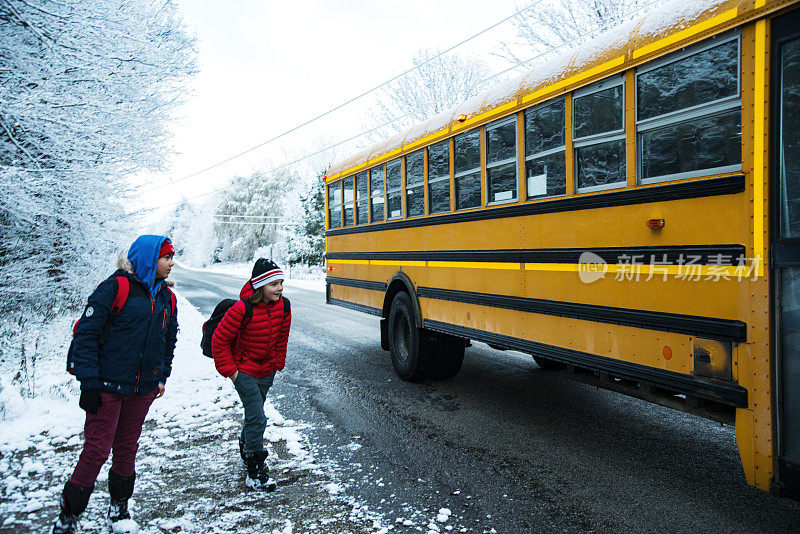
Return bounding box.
[111,276,129,315]
[100,276,129,344]
[166,287,176,315]
[282,296,290,318]
[240,299,254,329]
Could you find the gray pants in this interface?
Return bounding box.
[233,371,275,454]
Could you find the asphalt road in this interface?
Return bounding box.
[172,264,800,533]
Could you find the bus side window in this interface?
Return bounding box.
[525,97,566,199]
[355,171,369,225]
[428,139,450,214]
[485,116,518,204]
[454,129,481,210]
[573,77,626,192]
[327,181,341,229]
[342,176,354,226]
[405,150,425,217]
[636,36,741,183]
[370,165,385,222]
[386,159,403,219]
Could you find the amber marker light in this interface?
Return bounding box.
[326,265,337,271]
[646,218,665,229]
[457,114,468,122]
[663,346,672,360]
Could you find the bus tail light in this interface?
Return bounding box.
[327,265,337,272]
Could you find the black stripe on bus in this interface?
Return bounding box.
[326,276,388,291]
[326,174,745,236]
[417,287,746,342]
[328,298,382,316]
[423,319,748,408]
[326,244,746,265]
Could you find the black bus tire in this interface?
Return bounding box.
[428,333,465,380]
[388,292,426,381]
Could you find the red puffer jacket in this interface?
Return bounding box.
[211,280,291,378]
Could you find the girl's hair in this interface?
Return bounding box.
[248,286,266,305]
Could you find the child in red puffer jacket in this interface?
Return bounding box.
[211,258,291,491]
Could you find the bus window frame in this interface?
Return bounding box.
[635,32,742,185]
[573,75,626,194]
[342,175,354,227]
[454,128,482,211]
[385,158,403,220]
[524,96,567,200]
[405,149,425,218]
[370,165,385,223]
[427,138,451,215]
[354,171,369,225]
[484,115,519,206]
[326,179,342,229]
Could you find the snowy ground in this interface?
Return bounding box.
[0,285,404,533]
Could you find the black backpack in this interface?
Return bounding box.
[200,298,253,358]
[200,296,292,358]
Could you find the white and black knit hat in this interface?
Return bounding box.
[251,258,284,289]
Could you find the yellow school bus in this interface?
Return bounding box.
[323,0,800,497]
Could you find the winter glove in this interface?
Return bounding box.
[79,390,102,414]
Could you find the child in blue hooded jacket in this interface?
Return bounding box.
[52,235,178,534]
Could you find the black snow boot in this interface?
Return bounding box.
[107,471,139,533]
[52,481,93,534]
[244,451,276,492]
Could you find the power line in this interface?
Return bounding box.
[132,0,660,217]
[141,0,548,189]
[125,112,412,218]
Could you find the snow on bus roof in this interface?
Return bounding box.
[326,0,736,179]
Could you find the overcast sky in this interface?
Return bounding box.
[135,0,526,218]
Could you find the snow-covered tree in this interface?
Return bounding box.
[286,174,325,267]
[214,169,295,263]
[156,198,217,268]
[499,0,647,66]
[370,49,491,136]
[0,0,196,312]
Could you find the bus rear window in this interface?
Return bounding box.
[327,181,341,229]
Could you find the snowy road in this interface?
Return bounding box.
[3,264,799,533]
[173,266,800,533]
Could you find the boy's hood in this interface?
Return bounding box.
[127,235,170,295]
[239,280,255,300]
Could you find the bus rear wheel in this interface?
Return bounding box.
[388,292,465,381]
[426,331,465,380]
[388,291,427,381]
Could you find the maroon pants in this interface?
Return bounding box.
[69,389,157,488]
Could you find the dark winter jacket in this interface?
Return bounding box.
[71,237,178,396]
[211,280,290,379]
